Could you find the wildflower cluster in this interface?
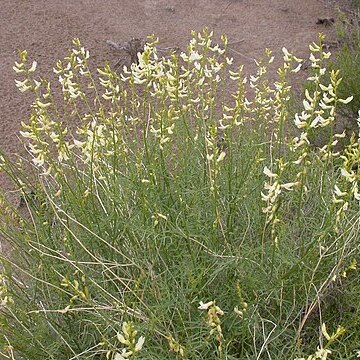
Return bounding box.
[261,34,358,244]
[198,300,224,356]
[292,38,352,160]
[112,322,145,360]
[296,323,346,360]
[233,281,248,319]
[289,36,358,229]
[0,274,13,307]
[260,47,302,244]
[61,271,90,303]
[54,37,90,101]
[331,111,360,224]
[166,335,185,358]
[13,50,37,92]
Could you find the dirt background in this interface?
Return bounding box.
[0,0,353,192]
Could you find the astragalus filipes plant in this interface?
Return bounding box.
[261,34,358,247]
[0,29,359,359]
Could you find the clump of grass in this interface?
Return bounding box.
[352,0,360,10]
[331,7,360,120]
[0,29,359,359]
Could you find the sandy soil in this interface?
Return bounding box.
[0,0,352,192]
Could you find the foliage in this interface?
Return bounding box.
[0,29,359,359]
[352,0,360,10]
[331,8,360,120]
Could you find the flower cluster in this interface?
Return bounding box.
[198,300,224,355]
[261,161,299,244]
[61,271,90,303]
[332,113,360,224]
[113,322,145,360]
[54,38,90,101]
[295,323,345,360]
[0,274,13,307]
[13,50,37,92]
[292,36,352,160]
[260,47,303,243]
[166,335,185,358]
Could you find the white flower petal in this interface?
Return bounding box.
[338,96,353,104]
[198,301,214,310]
[263,166,278,178]
[135,336,145,352]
